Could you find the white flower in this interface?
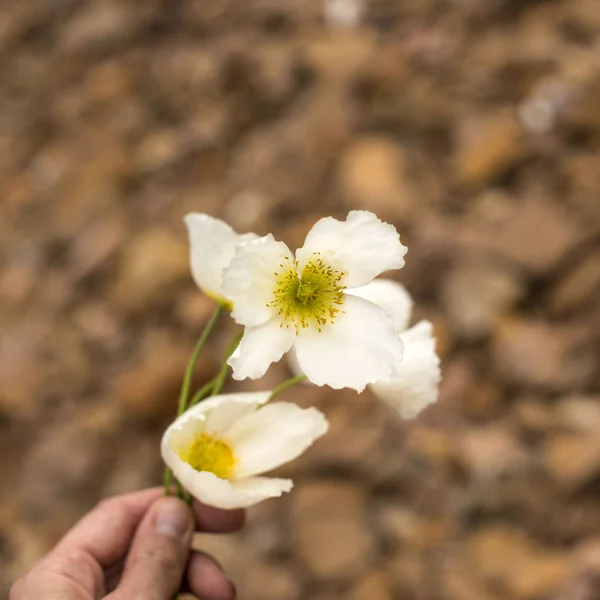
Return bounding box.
[221,211,408,392]
[184,213,258,306]
[350,279,441,418]
[161,392,329,509]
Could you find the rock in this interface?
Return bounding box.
[112,229,189,313]
[549,250,600,314]
[441,261,523,340]
[543,433,600,492]
[300,30,376,82]
[134,129,186,174]
[463,198,583,276]
[18,404,121,517]
[290,481,372,581]
[455,111,522,186]
[175,291,221,329]
[112,338,205,422]
[458,425,529,480]
[61,0,137,53]
[469,526,571,600]
[346,570,393,600]
[65,213,126,281]
[56,141,128,240]
[554,396,600,435]
[338,136,413,220]
[241,562,301,600]
[514,396,555,434]
[492,318,595,391]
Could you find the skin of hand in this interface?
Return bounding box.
[9,488,245,600]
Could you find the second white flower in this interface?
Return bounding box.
[222,210,408,392]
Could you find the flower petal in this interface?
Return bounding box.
[294,294,404,392]
[296,211,407,289]
[166,391,269,432]
[228,318,296,380]
[225,402,329,478]
[222,234,294,327]
[370,320,441,418]
[163,450,292,508]
[184,214,256,302]
[346,278,413,332]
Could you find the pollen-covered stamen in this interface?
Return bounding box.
[267,253,346,333]
[179,433,237,480]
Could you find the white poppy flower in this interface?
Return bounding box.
[351,279,441,418]
[161,391,329,509]
[221,211,408,392]
[184,213,258,305]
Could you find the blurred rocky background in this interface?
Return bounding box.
[2,0,600,598]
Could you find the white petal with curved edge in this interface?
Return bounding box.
[226,403,329,478]
[296,211,407,289]
[294,294,404,392]
[163,449,292,508]
[370,320,441,419]
[347,278,413,332]
[168,391,272,439]
[222,234,294,327]
[184,214,256,301]
[228,318,296,380]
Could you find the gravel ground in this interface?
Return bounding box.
[1,1,600,598]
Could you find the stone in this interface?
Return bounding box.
[134,129,185,174]
[549,250,600,314]
[347,570,393,600]
[458,425,529,480]
[112,339,204,422]
[543,433,600,491]
[241,562,301,600]
[290,481,372,581]
[112,229,189,313]
[338,136,413,220]
[441,261,523,340]
[514,396,555,434]
[554,396,600,435]
[18,404,121,517]
[469,526,571,600]
[61,0,137,53]
[492,318,595,391]
[300,30,376,82]
[56,142,128,240]
[455,111,522,186]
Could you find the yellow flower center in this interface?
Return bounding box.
[178,433,237,480]
[268,253,346,332]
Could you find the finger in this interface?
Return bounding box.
[112,496,194,600]
[187,551,236,600]
[55,488,164,568]
[192,501,246,534]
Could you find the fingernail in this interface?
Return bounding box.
[154,498,191,538]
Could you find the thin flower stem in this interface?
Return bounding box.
[177,304,225,417]
[269,374,307,400]
[188,379,216,408]
[212,333,243,396]
[163,467,172,495]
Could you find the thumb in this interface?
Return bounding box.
[111,496,194,600]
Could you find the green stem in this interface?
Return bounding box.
[212,333,242,396]
[163,467,172,495]
[177,304,225,417]
[269,374,307,400]
[188,379,216,408]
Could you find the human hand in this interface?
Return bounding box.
[10,487,244,600]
